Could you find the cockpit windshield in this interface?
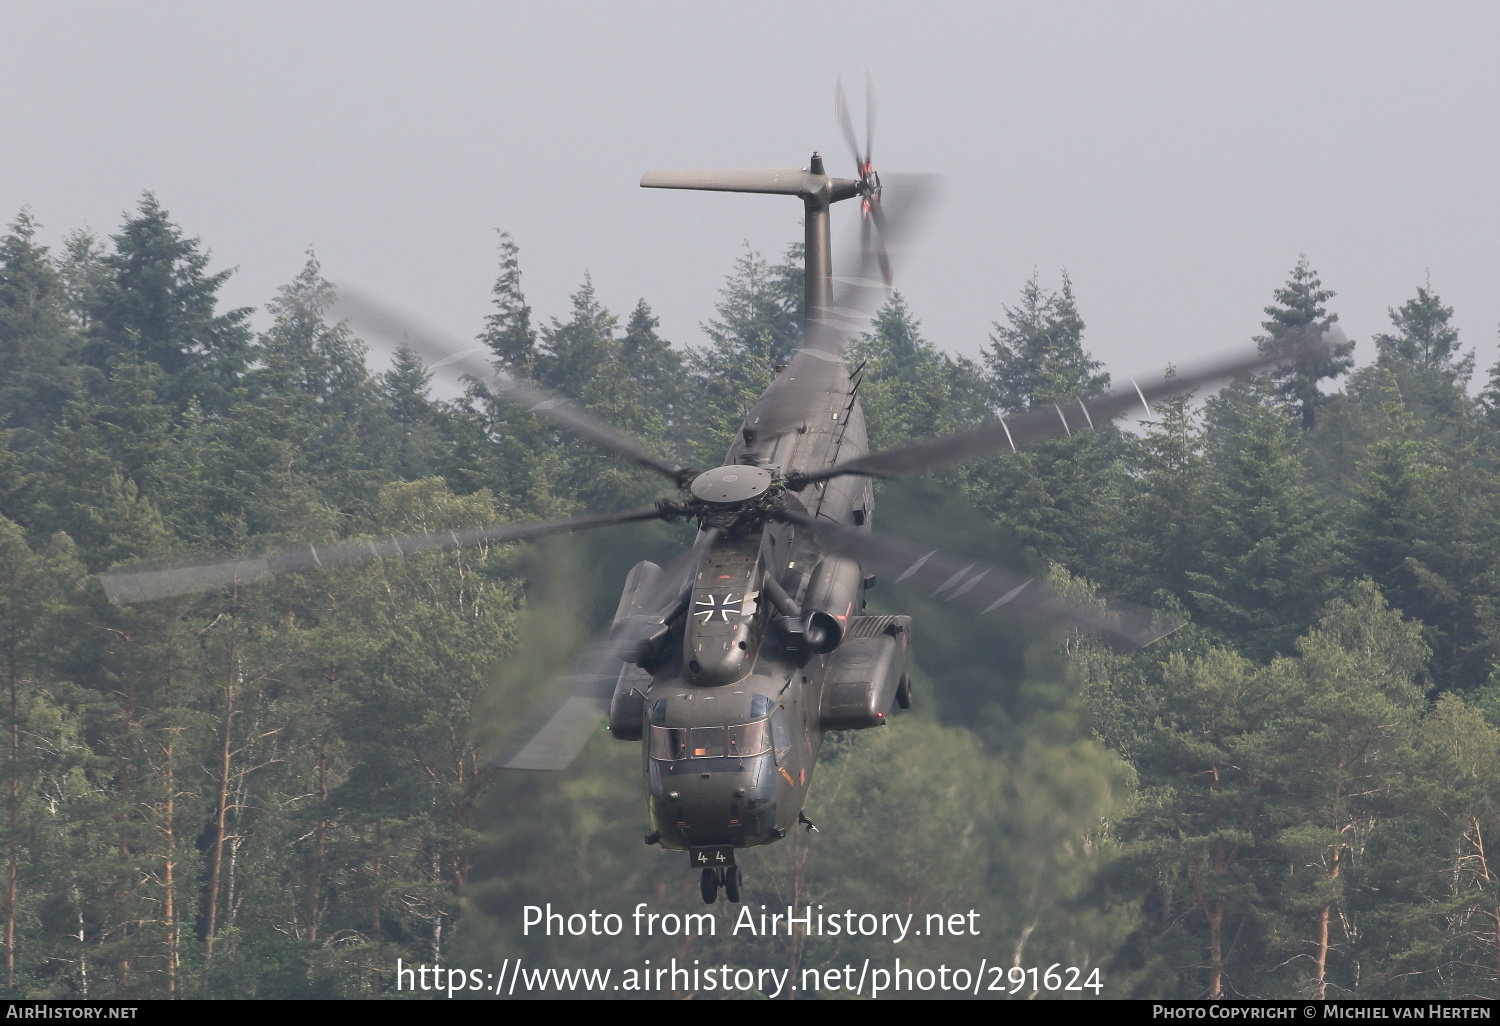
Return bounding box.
[649,720,772,761]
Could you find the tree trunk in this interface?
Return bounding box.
[307,734,330,943]
[6,635,18,994]
[370,820,384,998]
[205,622,238,962]
[161,734,177,1000]
[1314,846,1343,1000]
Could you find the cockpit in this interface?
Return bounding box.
[647,694,776,767]
[649,720,772,761]
[645,693,785,845]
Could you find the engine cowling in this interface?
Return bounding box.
[795,554,863,652]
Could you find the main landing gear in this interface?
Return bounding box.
[701,865,742,905]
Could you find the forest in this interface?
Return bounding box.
[2,193,1500,1000]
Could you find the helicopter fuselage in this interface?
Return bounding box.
[607,345,912,870]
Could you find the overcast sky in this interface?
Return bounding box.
[4,2,1497,398]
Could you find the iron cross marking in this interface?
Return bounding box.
[694,593,739,622]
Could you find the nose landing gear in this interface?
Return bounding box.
[700,865,744,904]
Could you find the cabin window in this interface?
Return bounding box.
[770,709,791,764]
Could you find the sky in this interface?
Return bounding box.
[3,2,1498,399]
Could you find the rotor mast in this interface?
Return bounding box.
[640,155,860,330]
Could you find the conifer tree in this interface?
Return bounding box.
[0,211,77,440]
[380,342,444,481]
[83,194,252,417]
[479,230,535,376]
[973,271,1122,577]
[686,242,804,467]
[848,291,987,450]
[1116,372,1210,602]
[1268,582,1426,999]
[1255,257,1354,430]
[1189,388,1342,660]
[985,270,1108,413]
[1370,280,1473,430]
[535,273,617,397]
[249,252,384,512]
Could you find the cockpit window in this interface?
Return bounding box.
[689,726,727,758]
[649,719,771,760]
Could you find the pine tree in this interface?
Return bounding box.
[83,194,252,417]
[1255,257,1354,430]
[1267,582,1426,999]
[1370,280,1473,429]
[1116,371,1210,603]
[686,242,805,467]
[618,298,685,451]
[1189,388,1343,660]
[1347,377,1437,620]
[1379,694,1500,997]
[0,211,78,441]
[1374,281,1471,380]
[248,251,385,512]
[1109,646,1283,999]
[985,270,1108,413]
[380,342,444,481]
[847,291,987,451]
[534,273,617,397]
[479,231,535,376]
[972,272,1123,577]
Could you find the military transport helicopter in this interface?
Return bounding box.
[100,83,1334,906]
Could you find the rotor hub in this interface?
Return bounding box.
[859,163,881,216]
[689,465,775,505]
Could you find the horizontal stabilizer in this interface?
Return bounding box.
[641,168,817,196]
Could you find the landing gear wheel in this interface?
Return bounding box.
[700,866,718,904]
[896,673,912,710]
[724,865,742,903]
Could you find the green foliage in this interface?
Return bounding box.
[0,211,78,442]
[985,270,1108,414]
[1255,257,1355,430]
[1188,387,1342,660]
[8,197,1500,999]
[82,193,253,417]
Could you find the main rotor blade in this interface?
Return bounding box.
[100,505,667,604]
[776,510,1178,651]
[495,529,720,771]
[332,288,691,486]
[797,327,1338,486]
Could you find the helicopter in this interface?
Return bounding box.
[99,85,1334,906]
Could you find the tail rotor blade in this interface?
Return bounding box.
[864,72,876,170]
[836,172,939,311]
[835,77,863,172]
